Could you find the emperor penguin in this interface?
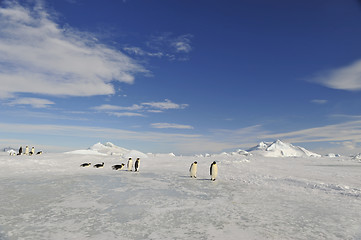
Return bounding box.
[210,161,218,181]
[25,146,29,155]
[80,162,91,167]
[93,162,104,168]
[31,147,35,155]
[18,146,23,155]
[189,161,198,178]
[127,158,133,171]
[112,163,125,170]
[134,158,140,172]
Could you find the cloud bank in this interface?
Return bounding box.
[0,1,146,99]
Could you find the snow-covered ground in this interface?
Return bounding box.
[0,142,361,239]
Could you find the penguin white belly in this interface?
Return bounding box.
[190,164,197,178]
[211,165,218,180]
[127,160,133,171]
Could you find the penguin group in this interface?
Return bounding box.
[79,157,218,181]
[189,161,218,181]
[15,146,42,156]
[80,157,141,172]
[125,157,140,172]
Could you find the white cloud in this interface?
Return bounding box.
[171,34,192,53]
[313,59,361,91]
[151,123,194,129]
[93,104,143,111]
[92,99,188,117]
[0,1,146,99]
[144,32,193,60]
[142,99,188,110]
[123,47,164,58]
[108,112,145,117]
[311,99,328,104]
[6,97,54,108]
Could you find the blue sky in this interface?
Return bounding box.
[1,0,361,155]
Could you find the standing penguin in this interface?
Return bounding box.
[31,147,35,155]
[134,158,140,172]
[127,158,133,171]
[189,161,198,178]
[25,146,29,155]
[18,146,23,155]
[210,161,218,181]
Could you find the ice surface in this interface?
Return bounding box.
[0,150,360,239]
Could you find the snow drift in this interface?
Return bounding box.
[66,142,148,158]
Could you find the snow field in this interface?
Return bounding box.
[0,152,360,239]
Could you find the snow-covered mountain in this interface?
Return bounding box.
[66,142,148,158]
[247,140,321,158]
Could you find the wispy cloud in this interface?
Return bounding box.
[312,59,361,91]
[123,47,165,58]
[262,120,361,151]
[6,97,55,108]
[311,99,328,104]
[171,34,192,53]
[0,0,146,99]
[123,32,193,61]
[108,112,145,117]
[92,99,189,117]
[151,123,194,129]
[93,104,143,111]
[141,99,188,110]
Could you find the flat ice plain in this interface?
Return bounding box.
[0,143,360,239]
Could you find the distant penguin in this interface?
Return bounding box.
[25,146,29,155]
[127,158,133,171]
[112,163,125,170]
[210,161,218,181]
[36,151,42,155]
[134,158,140,172]
[94,162,104,168]
[18,147,23,155]
[80,162,91,167]
[31,147,35,155]
[189,161,198,178]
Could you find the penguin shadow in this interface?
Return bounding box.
[180,176,213,181]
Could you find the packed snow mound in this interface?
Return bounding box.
[66,142,148,158]
[147,153,176,157]
[65,149,107,156]
[90,142,130,155]
[248,140,321,158]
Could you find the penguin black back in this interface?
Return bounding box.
[134,158,140,172]
[112,163,125,170]
[80,162,91,167]
[94,162,104,168]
